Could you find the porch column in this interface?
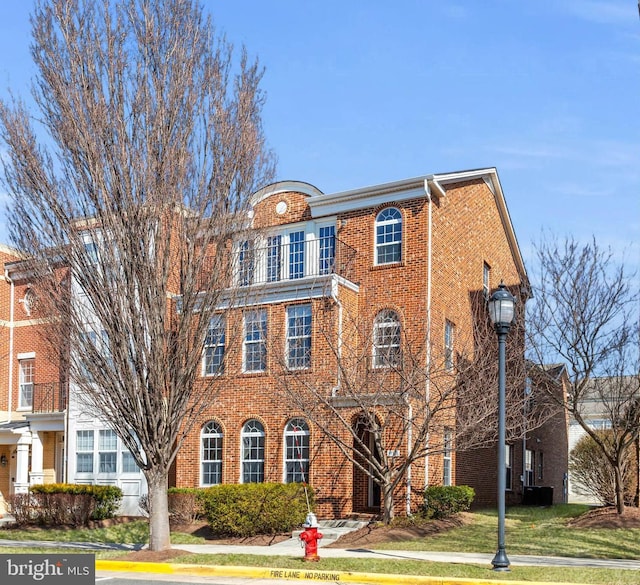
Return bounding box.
[29,431,44,485]
[13,435,31,494]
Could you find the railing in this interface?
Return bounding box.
[232,236,358,287]
[32,382,67,413]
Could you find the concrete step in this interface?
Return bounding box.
[291,518,370,544]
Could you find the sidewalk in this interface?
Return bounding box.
[2,534,640,569]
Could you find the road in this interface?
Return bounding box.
[95,572,361,585]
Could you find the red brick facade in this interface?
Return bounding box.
[0,169,569,517]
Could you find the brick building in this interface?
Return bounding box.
[0,167,568,517]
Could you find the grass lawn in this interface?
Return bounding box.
[2,504,640,584]
[374,504,640,560]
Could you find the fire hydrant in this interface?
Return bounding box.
[299,512,323,561]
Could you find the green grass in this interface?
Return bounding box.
[3,505,640,584]
[375,504,640,560]
[161,554,640,584]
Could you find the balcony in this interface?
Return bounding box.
[202,236,359,308]
[234,236,357,287]
[32,382,67,414]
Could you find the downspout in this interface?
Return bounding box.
[423,179,434,491]
[406,402,412,516]
[5,269,14,423]
[331,278,343,396]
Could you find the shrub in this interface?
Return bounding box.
[168,488,204,525]
[198,483,313,537]
[139,488,204,524]
[570,432,636,506]
[9,484,123,526]
[422,485,475,519]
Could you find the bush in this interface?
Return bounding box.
[8,484,123,526]
[570,432,636,506]
[198,483,313,537]
[422,485,475,519]
[139,488,204,524]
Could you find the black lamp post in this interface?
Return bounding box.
[488,282,516,571]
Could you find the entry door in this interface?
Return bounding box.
[55,433,65,483]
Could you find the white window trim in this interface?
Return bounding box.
[240,420,265,483]
[372,310,401,368]
[374,207,402,266]
[283,418,310,484]
[286,304,312,370]
[200,421,223,487]
[202,315,226,376]
[243,310,267,373]
[18,357,35,411]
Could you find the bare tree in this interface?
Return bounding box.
[527,235,640,514]
[274,292,551,524]
[0,0,274,550]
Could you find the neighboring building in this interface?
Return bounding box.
[0,245,66,514]
[456,364,569,508]
[0,167,568,518]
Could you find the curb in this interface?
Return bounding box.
[96,559,581,585]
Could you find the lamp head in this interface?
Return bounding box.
[488,282,516,331]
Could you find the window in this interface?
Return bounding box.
[505,444,513,490]
[84,240,99,264]
[243,310,267,372]
[319,225,336,275]
[241,420,264,483]
[286,305,312,369]
[285,418,310,483]
[18,359,34,409]
[537,452,544,481]
[525,449,535,486]
[443,429,453,486]
[289,230,305,279]
[201,421,223,486]
[444,320,455,371]
[267,235,282,282]
[203,315,226,375]
[483,262,491,300]
[375,207,402,264]
[99,430,117,473]
[238,240,255,286]
[373,310,401,368]
[76,430,94,473]
[122,451,139,474]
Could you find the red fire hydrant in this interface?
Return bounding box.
[299,512,323,561]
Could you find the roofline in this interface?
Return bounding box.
[250,181,324,208]
[305,168,529,294]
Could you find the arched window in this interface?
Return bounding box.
[284,418,310,483]
[373,310,401,368]
[201,421,223,486]
[375,207,402,264]
[241,419,265,483]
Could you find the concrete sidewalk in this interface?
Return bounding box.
[1,534,640,570]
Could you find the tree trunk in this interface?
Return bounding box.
[614,464,626,515]
[381,482,395,524]
[146,469,171,551]
[635,435,640,508]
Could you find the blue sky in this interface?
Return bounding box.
[0,1,638,276]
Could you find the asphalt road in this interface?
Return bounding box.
[95,573,353,585]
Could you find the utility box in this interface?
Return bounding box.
[522,486,554,506]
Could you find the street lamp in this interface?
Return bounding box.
[488,282,516,571]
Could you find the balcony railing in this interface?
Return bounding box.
[32,382,67,413]
[233,236,357,287]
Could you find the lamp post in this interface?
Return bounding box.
[488,282,516,571]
